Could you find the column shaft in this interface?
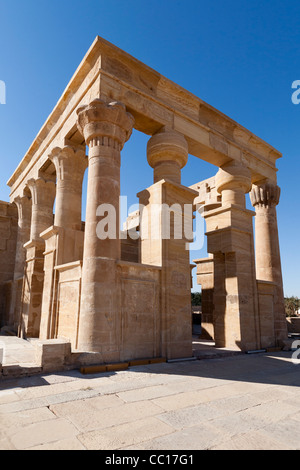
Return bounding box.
[13,196,31,279]
[51,146,87,231]
[250,182,288,345]
[8,196,31,330]
[28,177,56,241]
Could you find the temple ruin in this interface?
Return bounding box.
[0,37,288,371]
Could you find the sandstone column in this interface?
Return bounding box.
[204,161,260,351]
[250,181,288,345]
[39,146,87,340]
[27,177,56,242]
[139,127,197,359]
[50,146,87,233]
[8,195,31,330]
[19,176,56,337]
[40,146,87,266]
[13,196,32,278]
[76,99,134,357]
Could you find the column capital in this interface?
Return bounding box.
[49,146,88,181]
[76,99,134,149]
[147,127,188,184]
[26,177,56,241]
[49,146,87,231]
[14,194,31,212]
[13,195,31,227]
[250,181,281,208]
[216,161,252,194]
[215,161,251,208]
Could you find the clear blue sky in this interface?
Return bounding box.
[0,0,299,296]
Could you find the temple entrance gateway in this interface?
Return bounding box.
[0,36,288,368]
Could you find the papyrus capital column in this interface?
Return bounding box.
[27,176,56,241]
[8,195,32,330]
[250,180,282,283]
[13,195,31,278]
[19,176,55,337]
[250,180,287,344]
[39,147,87,341]
[77,99,134,260]
[49,146,87,231]
[147,127,188,184]
[250,181,280,209]
[76,99,134,355]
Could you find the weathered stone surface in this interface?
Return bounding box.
[9,418,79,450]
[35,339,72,372]
[250,181,288,346]
[77,417,174,450]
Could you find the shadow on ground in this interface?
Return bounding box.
[0,350,299,392]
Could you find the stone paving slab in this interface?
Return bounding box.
[0,336,37,366]
[0,351,299,450]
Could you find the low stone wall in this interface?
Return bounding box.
[286,317,300,333]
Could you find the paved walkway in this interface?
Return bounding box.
[0,336,38,366]
[0,350,299,450]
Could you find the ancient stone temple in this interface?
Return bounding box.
[0,37,288,368]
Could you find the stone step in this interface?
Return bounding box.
[1,364,42,378]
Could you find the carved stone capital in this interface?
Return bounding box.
[250,182,280,208]
[13,195,31,226]
[49,146,88,183]
[147,127,188,169]
[27,177,56,207]
[76,99,134,150]
[147,127,188,184]
[216,161,252,195]
[215,161,252,208]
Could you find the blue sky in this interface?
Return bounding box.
[0,0,299,296]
